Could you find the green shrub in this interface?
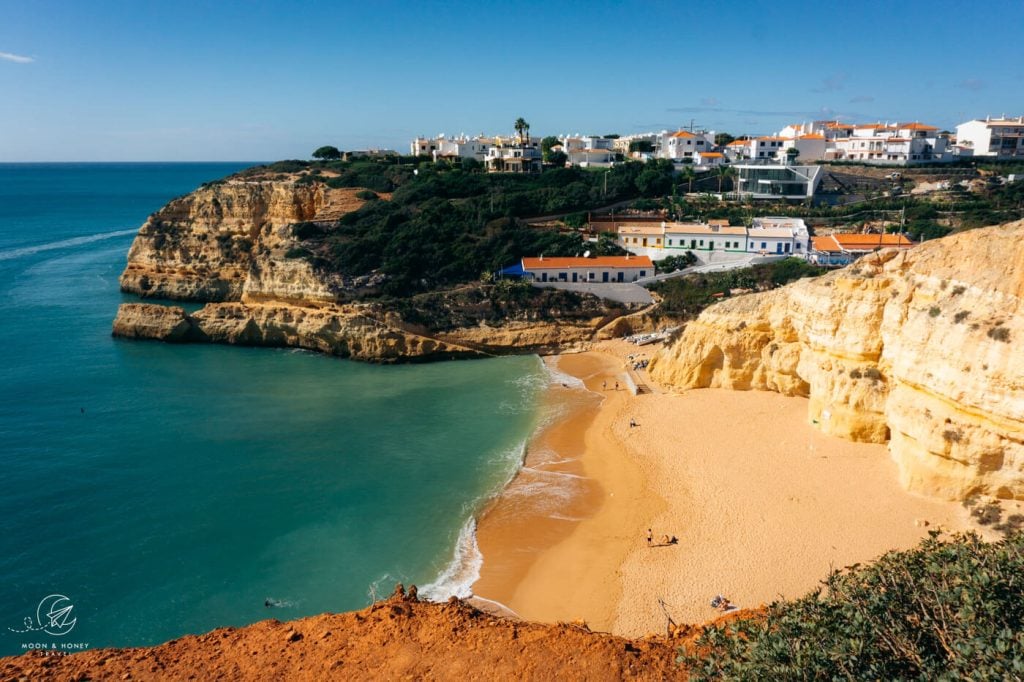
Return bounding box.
[355,189,378,200]
[678,531,1024,680]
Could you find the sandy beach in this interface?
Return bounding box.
[473,341,996,636]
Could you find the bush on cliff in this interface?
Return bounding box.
[649,258,824,317]
[286,158,671,296]
[679,531,1024,680]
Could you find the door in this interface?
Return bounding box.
[617,272,624,282]
[572,272,578,282]
[602,272,609,282]
[642,238,648,247]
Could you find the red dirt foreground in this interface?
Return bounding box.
[0,585,755,681]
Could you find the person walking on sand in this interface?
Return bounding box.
[614,381,619,391]
[602,380,607,391]
[646,528,653,546]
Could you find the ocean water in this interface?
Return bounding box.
[0,163,546,655]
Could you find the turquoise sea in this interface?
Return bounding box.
[0,163,546,655]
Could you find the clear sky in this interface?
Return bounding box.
[3,0,1022,161]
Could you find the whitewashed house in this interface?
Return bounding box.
[485,135,543,173]
[694,150,726,167]
[520,255,653,283]
[657,130,716,162]
[825,123,952,165]
[615,218,810,263]
[955,116,1024,160]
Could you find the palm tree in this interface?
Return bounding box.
[680,165,696,194]
[717,165,737,194]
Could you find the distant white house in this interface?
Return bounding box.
[955,116,1024,160]
[410,134,492,162]
[825,123,952,165]
[520,255,653,283]
[485,135,543,173]
[693,150,726,167]
[657,130,716,162]
[561,136,618,167]
[616,217,811,262]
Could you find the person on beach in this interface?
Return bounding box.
[602,380,607,391]
[629,418,637,428]
[646,528,653,546]
[615,381,619,391]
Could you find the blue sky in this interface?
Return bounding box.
[2,0,1022,161]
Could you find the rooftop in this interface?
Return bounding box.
[522,255,654,270]
[812,233,916,253]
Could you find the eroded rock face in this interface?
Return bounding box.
[116,178,635,362]
[113,302,486,363]
[650,221,1024,501]
[119,181,345,303]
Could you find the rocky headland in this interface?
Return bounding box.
[113,178,642,361]
[650,220,1024,501]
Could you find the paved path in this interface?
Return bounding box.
[532,281,653,305]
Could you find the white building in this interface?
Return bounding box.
[778,133,827,162]
[520,255,653,283]
[485,135,543,173]
[723,138,752,162]
[657,130,715,162]
[616,217,810,262]
[694,150,726,167]
[955,116,1024,160]
[824,123,952,165]
[733,164,823,200]
[561,135,618,167]
[411,134,493,161]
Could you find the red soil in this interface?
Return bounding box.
[2,585,757,681]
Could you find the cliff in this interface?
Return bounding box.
[115,179,631,361]
[650,220,1024,501]
[0,588,697,681]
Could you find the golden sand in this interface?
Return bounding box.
[474,341,986,636]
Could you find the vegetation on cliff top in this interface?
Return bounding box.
[649,258,825,318]
[680,530,1024,680]
[237,157,672,296]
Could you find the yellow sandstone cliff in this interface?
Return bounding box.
[649,221,1024,501]
[114,178,625,361]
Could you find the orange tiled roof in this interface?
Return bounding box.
[812,234,916,253]
[700,152,724,157]
[900,122,938,131]
[522,256,654,270]
[727,139,749,146]
[799,133,825,140]
[670,130,696,138]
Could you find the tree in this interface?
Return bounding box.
[786,147,800,164]
[717,165,737,193]
[547,150,568,167]
[714,132,735,146]
[541,135,559,155]
[629,140,655,154]
[312,145,342,160]
[514,117,530,147]
[680,165,697,193]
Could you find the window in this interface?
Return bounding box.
[699,240,704,246]
[639,271,646,277]
[761,242,767,249]
[668,239,673,246]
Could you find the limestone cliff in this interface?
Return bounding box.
[116,178,630,361]
[650,221,1024,501]
[119,180,358,303]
